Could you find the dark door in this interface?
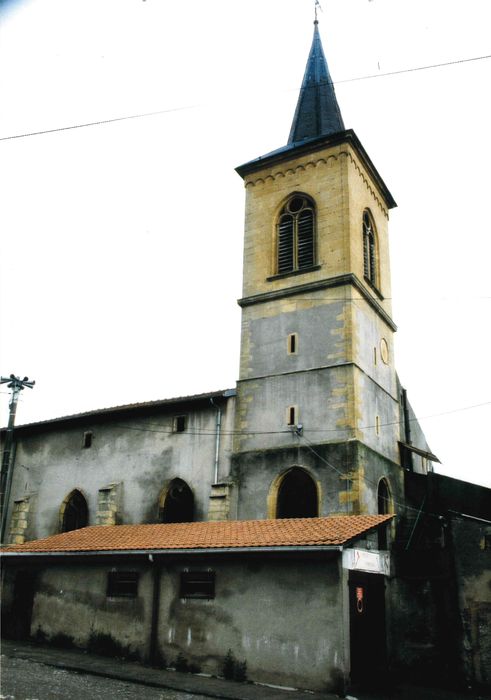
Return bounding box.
[349,571,387,687]
[11,570,37,639]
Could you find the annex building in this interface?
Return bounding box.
[2,19,490,695]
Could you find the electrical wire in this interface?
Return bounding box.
[297,432,449,523]
[1,54,490,142]
[115,399,490,438]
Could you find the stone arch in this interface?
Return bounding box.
[268,467,320,519]
[59,489,88,533]
[377,477,392,549]
[377,477,392,515]
[158,478,194,523]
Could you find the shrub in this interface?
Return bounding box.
[222,649,247,682]
[222,649,236,680]
[87,632,138,661]
[50,633,75,649]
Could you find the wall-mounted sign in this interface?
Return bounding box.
[356,586,364,613]
[342,548,390,576]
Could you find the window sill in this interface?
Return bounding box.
[363,276,384,300]
[267,265,321,282]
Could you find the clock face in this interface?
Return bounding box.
[380,338,389,364]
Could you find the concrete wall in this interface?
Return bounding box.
[158,555,345,692]
[451,517,491,688]
[2,554,347,693]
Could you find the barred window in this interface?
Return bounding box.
[277,195,315,274]
[180,571,215,599]
[363,210,378,288]
[107,571,139,598]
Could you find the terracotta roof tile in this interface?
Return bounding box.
[3,515,392,554]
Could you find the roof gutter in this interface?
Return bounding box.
[2,545,344,559]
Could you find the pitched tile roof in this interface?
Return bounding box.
[3,515,392,555]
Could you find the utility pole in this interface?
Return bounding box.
[0,374,35,542]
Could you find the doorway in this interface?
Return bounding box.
[11,570,37,639]
[349,571,387,687]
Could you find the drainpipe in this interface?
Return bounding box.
[210,398,221,485]
[401,388,413,471]
[148,554,161,666]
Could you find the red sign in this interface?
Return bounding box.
[356,586,364,613]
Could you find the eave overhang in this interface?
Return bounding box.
[0,388,237,437]
[398,441,441,464]
[236,129,397,210]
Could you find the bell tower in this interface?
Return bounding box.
[232,20,402,520]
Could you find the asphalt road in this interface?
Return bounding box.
[0,655,211,700]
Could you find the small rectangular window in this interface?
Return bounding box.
[107,571,139,598]
[375,415,380,436]
[180,571,215,599]
[287,405,298,426]
[173,415,187,433]
[287,333,298,355]
[83,431,93,448]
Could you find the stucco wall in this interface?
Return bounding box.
[2,554,347,693]
[158,555,345,692]
[4,398,235,541]
[232,440,402,521]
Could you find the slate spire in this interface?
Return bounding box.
[288,20,345,144]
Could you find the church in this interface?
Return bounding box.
[1,18,490,695]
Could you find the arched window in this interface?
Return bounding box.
[277,195,315,274]
[60,489,88,533]
[377,478,391,550]
[377,478,391,515]
[159,478,194,523]
[362,210,378,287]
[276,468,319,519]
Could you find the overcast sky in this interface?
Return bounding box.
[1,0,490,488]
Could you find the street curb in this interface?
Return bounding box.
[1,640,336,700]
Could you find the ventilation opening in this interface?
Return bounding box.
[276,468,318,519]
[160,478,194,523]
[107,571,139,598]
[287,406,297,426]
[180,571,215,599]
[287,333,298,355]
[277,195,315,274]
[173,415,187,433]
[83,431,93,448]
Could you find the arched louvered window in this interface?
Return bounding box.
[363,210,378,287]
[61,489,88,533]
[277,195,315,274]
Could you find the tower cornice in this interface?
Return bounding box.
[236,129,397,211]
[237,272,397,332]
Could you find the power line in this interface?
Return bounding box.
[297,432,450,523]
[1,53,490,142]
[0,104,195,142]
[334,53,491,84]
[115,399,490,438]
